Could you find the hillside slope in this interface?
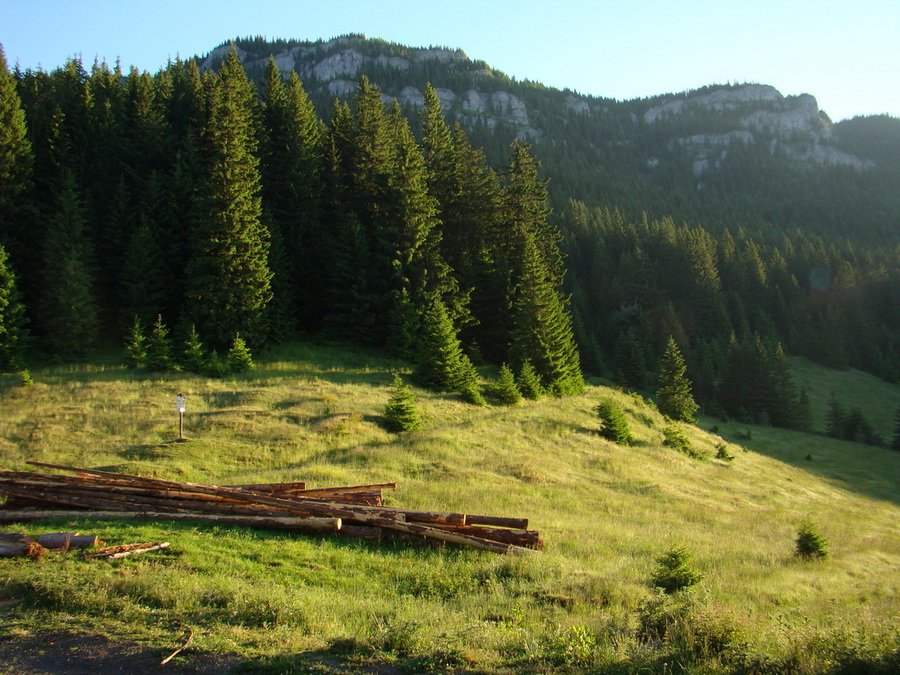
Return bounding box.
[1,343,897,672]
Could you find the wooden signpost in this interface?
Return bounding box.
[175,394,186,440]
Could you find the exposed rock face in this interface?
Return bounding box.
[312,49,364,81]
[642,84,869,173]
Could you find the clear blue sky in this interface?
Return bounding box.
[2,0,898,121]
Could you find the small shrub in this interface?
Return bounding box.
[663,423,702,458]
[383,373,422,432]
[650,545,703,593]
[795,520,829,560]
[715,443,734,461]
[596,399,634,445]
[18,369,33,386]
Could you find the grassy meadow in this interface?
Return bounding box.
[0,341,898,673]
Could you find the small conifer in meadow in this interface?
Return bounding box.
[596,399,634,445]
[650,545,704,593]
[145,315,173,371]
[383,373,422,432]
[123,316,147,368]
[517,360,543,400]
[181,324,206,374]
[494,364,522,405]
[795,520,829,560]
[226,333,254,373]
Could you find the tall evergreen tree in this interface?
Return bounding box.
[185,46,272,349]
[0,46,35,298]
[656,336,699,423]
[0,243,27,368]
[891,406,900,451]
[502,141,583,395]
[259,59,324,331]
[37,172,99,357]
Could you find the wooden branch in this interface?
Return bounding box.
[85,542,171,560]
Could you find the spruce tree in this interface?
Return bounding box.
[181,324,206,373]
[517,360,543,400]
[383,373,422,432]
[0,243,27,369]
[118,216,168,330]
[185,46,272,349]
[825,392,846,439]
[145,314,172,371]
[0,46,34,278]
[226,333,254,373]
[123,315,146,368]
[656,336,699,423]
[891,406,900,451]
[415,294,482,403]
[502,141,583,395]
[259,59,324,331]
[37,172,99,357]
[596,399,634,445]
[493,364,522,406]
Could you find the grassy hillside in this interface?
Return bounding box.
[0,342,898,673]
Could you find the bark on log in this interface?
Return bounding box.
[0,540,46,558]
[25,462,536,555]
[463,514,529,529]
[429,525,543,549]
[0,509,342,531]
[35,533,104,549]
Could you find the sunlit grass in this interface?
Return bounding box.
[0,342,897,672]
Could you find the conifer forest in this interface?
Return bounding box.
[0,40,898,439]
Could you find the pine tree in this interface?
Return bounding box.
[145,314,172,371]
[123,315,146,368]
[37,172,99,357]
[383,373,422,432]
[891,406,900,451]
[656,336,699,423]
[181,324,206,373]
[596,399,634,445]
[226,333,254,373]
[118,215,168,330]
[825,392,846,439]
[0,243,27,369]
[493,364,522,406]
[517,360,543,400]
[415,294,482,403]
[259,59,324,331]
[0,46,35,280]
[185,46,272,349]
[500,142,583,395]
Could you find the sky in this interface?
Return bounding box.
[2,0,898,122]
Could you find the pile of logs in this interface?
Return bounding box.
[0,462,541,555]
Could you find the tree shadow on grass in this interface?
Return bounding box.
[708,418,900,505]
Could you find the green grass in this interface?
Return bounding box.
[0,342,898,673]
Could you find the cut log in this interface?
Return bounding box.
[24,463,537,555]
[429,524,543,549]
[0,540,46,558]
[463,514,529,529]
[35,533,104,549]
[0,509,342,533]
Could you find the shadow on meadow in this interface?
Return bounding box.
[711,419,900,505]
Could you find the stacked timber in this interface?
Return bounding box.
[0,462,542,555]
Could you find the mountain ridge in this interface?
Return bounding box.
[193,34,899,242]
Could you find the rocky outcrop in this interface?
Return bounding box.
[312,49,364,81]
